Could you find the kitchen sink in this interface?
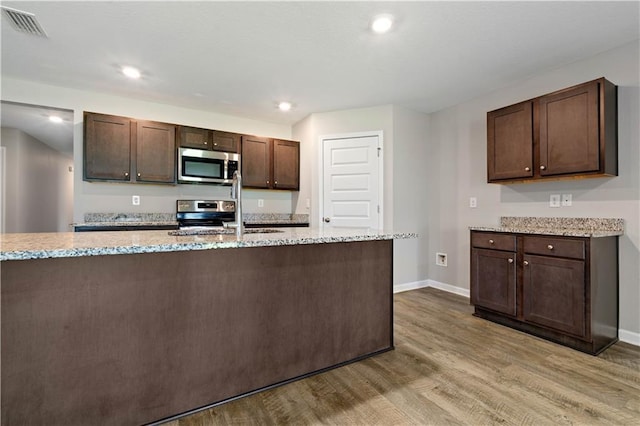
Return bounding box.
[168,228,284,236]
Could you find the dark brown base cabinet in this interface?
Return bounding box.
[471,230,618,355]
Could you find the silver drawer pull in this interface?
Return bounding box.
[489,239,494,244]
[525,167,531,172]
[540,165,546,170]
[547,244,554,250]
[524,260,529,266]
[508,258,514,263]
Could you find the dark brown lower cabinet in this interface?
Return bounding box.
[470,230,618,355]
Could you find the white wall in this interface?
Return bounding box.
[292,104,431,286]
[1,127,74,232]
[427,40,640,340]
[1,77,294,222]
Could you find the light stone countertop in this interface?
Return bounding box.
[469,216,624,238]
[0,227,416,261]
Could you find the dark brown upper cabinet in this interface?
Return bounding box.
[211,130,240,153]
[487,78,617,183]
[241,136,299,190]
[177,126,209,150]
[84,112,176,184]
[136,121,176,183]
[177,126,241,153]
[84,112,131,181]
[272,139,300,190]
[487,101,533,181]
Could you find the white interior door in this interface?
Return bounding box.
[321,133,382,228]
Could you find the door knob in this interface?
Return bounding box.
[323,217,331,223]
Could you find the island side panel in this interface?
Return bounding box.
[1,239,393,426]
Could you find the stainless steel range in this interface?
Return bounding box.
[176,200,236,228]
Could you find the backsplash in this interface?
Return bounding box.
[84,213,175,223]
[83,212,310,225]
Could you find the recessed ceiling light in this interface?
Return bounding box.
[49,115,62,123]
[122,66,141,79]
[278,101,292,111]
[371,14,393,34]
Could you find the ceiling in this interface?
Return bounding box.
[1,1,639,151]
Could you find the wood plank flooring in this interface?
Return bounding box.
[164,288,640,425]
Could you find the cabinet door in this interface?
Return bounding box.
[136,121,176,184]
[241,135,271,188]
[84,112,131,181]
[177,126,210,150]
[487,101,533,182]
[471,248,517,316]
[539,81,599,176]
[211,131,240,153]
[273,139,299,190]
[522,254,586,337]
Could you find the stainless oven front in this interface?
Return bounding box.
[177,147,240,185]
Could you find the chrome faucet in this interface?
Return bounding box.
[224,171,243,237]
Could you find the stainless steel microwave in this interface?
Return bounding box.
[177,147,240,185]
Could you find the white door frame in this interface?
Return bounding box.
[317,131,384,229]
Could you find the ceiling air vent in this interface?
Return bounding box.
[1,6,48,37]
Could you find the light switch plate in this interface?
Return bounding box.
[469,197,477,208]
[258,199,264,208]
[561,194,572,206]
[132,195,140,206]
[549,194,561,208]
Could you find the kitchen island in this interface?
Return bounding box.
[1,228,414,425]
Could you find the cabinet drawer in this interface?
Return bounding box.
[524,236,585,260]
[471,232,516,251]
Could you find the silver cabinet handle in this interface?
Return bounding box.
[540,165,546,170]
[525,167,531,172]
[323,217,331,223]
[137,173,141,178]
[508,258,514,263]
[547,244,554,250]
[524,260,529,266]
[489,239,494,244]
[204,141,208,145]
[124,172,129,178]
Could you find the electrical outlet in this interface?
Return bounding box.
[258,199,264,208]
[132,195,140,206]
[561,194,572,207]
[436,252,448,267]
[549,194,560,208]
[469,197,477,208]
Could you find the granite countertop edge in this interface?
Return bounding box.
[468,226,623,238]
[0,231,417,261]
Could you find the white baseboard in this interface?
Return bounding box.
[394,280,639,348]
[393,280,430,293]
[619,329,640,346]
[393,279,469,298]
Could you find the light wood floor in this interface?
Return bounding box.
[166,287,640,425]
